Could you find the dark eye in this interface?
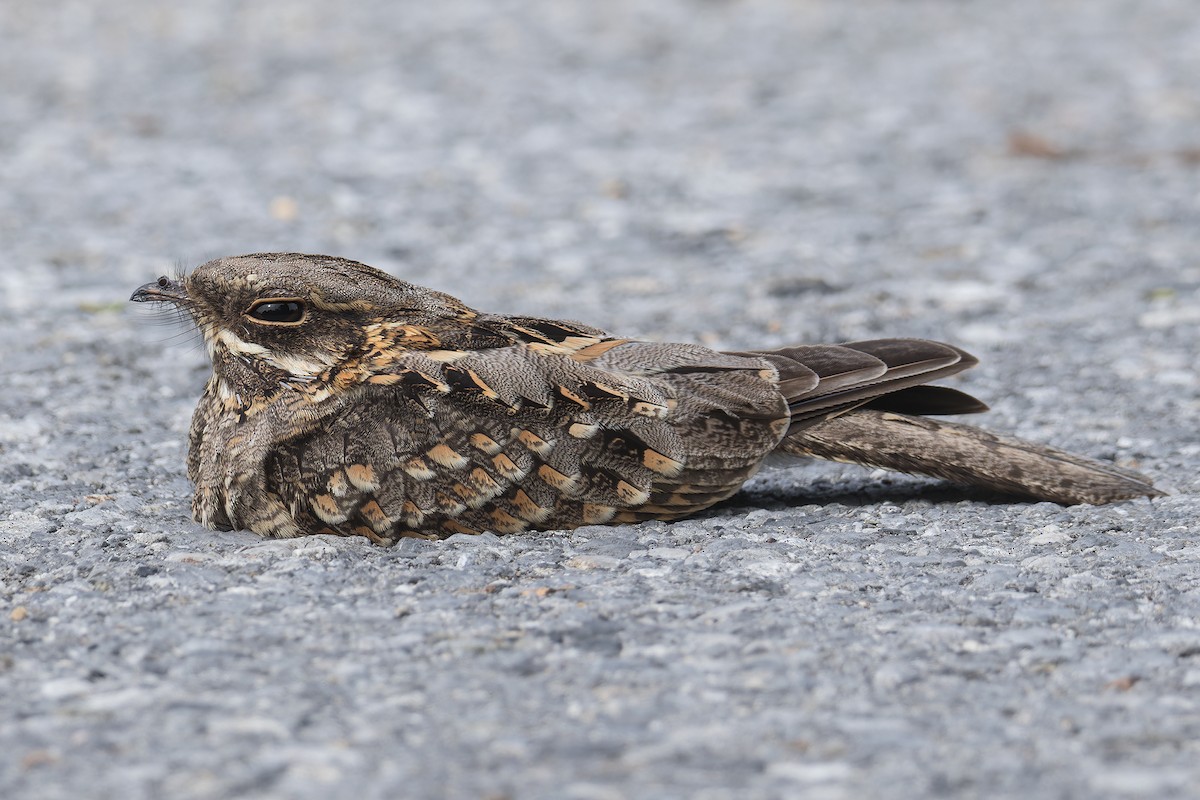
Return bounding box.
[248,299,306,323]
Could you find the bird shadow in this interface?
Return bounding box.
[719,473,1022,512]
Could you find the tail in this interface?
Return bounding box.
[748,339,1161,505]
[781,410,1161,505]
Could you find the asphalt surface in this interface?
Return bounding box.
[2,2,1199,798]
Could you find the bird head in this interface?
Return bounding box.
[131,253,480,391]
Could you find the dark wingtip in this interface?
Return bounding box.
[863,386,990,416]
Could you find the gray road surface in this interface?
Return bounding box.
[1,2,1199,798]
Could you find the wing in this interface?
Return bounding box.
[266,325,790,541]
[739,339,987,433]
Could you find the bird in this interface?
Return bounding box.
[130,253,1160,545]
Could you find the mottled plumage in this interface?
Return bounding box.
[131,253,1160,544]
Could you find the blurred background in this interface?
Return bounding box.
[1,3,1198,798]
[2,0,1197,347]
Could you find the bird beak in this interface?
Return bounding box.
[130,277,187,304]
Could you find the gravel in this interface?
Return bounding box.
[2,1,1198,798]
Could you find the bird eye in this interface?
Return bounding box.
[247,298,306,324]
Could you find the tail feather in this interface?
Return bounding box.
[737,337,1159,505]
[781,409,1161,505]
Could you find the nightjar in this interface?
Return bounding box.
[131,253,1159,544]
